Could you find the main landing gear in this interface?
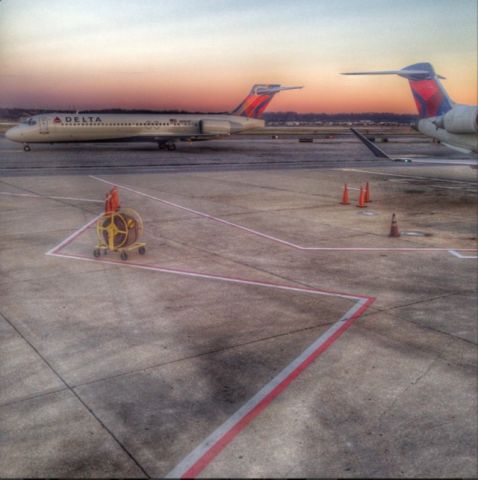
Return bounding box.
[23,144,31,152]
[158,142,176,151]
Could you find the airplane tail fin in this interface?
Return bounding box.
[231,84,302,119]
[342,63,453,119]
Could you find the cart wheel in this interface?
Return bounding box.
[93,249,101,258]
[120,251,128,261]
[138,246,146,255]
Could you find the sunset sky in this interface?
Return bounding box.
[0,0,476,113]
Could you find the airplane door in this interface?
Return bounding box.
[39,117,49,134]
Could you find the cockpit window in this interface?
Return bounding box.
[21,118,37,125]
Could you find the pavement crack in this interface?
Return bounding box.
[377,352,442,428]
[373,291,462,313]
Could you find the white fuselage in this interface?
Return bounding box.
[5,113,264,145]
[417,118,478,153]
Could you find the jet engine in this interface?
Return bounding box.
[436,105,478,133]
[200,119,232,135]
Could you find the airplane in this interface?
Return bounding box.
[5,84,302,151]
[342,62,478,154]
[350,127,478,167]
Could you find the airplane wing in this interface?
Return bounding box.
[351,128,478,167]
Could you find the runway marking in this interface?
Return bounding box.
[45,214,101,256]
[50,251,365,301]
[448,249,478,259]
[46,215,375,478]
[0,191,103,203]
[90,176,477,258]
[339,168,478,186]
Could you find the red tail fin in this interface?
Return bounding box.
[231,84,302,119]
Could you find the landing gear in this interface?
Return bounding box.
[158,142,176,151]
[23,144,31,152]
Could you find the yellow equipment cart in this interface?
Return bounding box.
[93,207,146,260]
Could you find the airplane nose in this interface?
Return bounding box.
[5,127,20,141]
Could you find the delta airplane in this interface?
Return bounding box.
[343,63,478,155]
[5,84,302,151]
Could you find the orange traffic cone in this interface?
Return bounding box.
[104,192,112,213]
[110,186,120,212]
[389,213,400,237]
[364,181,371,203]
[357,186,367,208]
[341,184,350,205]
[104,187,120,213]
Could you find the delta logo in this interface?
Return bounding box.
[65,116,102,123]
[53,117,61,124]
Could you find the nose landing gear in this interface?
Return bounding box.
[23,144,31,152]
[158,142,176,151]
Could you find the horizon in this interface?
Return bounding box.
[1,1,476,113]
[0,106,419,117]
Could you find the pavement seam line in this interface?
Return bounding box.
[69,321,337,390]
[0,178,99,214]
[0,387,69,409]
[0,310,150,478]
[361,292,478,346]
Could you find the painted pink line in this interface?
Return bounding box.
[45,215,101,256]
[90,176,477,254]
[49,251,367,302]
[90,175,301,249]
[298,247,478,254]
[0,191,103,203]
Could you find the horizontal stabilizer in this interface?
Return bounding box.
[350,128,391,159]
[342,70,446,79]
[231,84,303,119]
[253,85,303,95]
[342,63,445,80]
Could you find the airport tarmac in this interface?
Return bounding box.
[0,134,477,477]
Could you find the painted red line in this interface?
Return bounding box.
[182,296,374,478]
